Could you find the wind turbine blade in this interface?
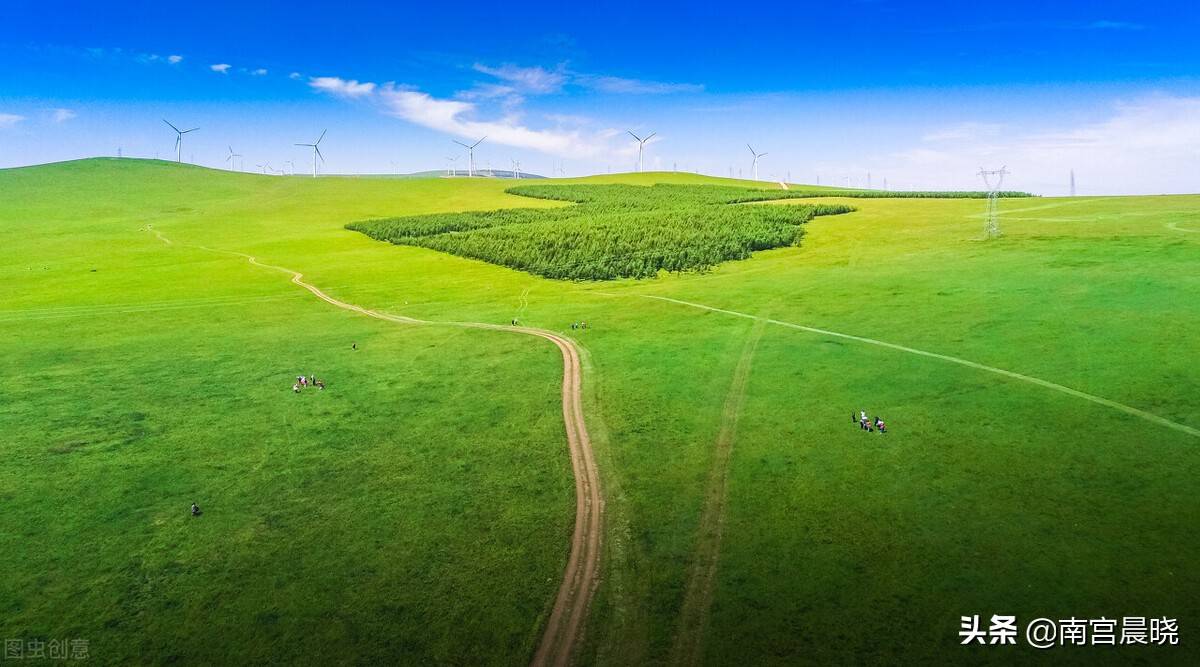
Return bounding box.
[163,119,180,133]
[314,146,324,162]
[453,140,470,148]
[317,129,327,144]
[472,136,486,148]
[627,130,641,142]
[760,153,768,158]
[747,144,755,155]
[182,127,199,134]
[645,132,656,141]
[295,143,311,147]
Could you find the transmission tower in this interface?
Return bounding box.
[977,165,1010,238]
[1070,169,1076,197]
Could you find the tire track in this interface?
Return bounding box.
[632,294,1199,439]
[670,318,767,666]
[148,231,602,666]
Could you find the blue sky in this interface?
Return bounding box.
[2,0,1198,193]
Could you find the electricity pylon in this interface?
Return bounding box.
[977,166,1010,238]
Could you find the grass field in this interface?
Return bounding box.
[2,159,1197,665]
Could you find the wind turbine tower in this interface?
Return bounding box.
[445,156,458,177]
[1070,169,1076,197]
[225,146,243,171]
[627,130,656,172]
[453,137,486,177]
[295,130,326,178]
[747,144,767,181]
[163,119,198,163]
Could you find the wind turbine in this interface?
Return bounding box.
[285,160,295,176]
[225,145,242,171]
[511,158,522,179]
[747,144,767,181]
[453,137,486,177]
[295,129,326,178]
[445,156,458,177]
[163,119,198,163]
[627,130,655,172]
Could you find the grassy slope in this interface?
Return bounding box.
[2,159,1198,665]
[0,160,572,665]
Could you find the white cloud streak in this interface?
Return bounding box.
[167,54,183,64]
[574,74,704,95]
[50,108,76,123]
[378,85,607,157]
[309,76,376,98]
[0,113,25,128]
[472,63,566,95]
[210,63,231,73]
[470,62,703,97]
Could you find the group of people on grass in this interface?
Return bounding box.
[293,374,326,393]
[508,319,589,331]
[856,410,887,433]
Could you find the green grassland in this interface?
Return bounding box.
[2,159,1197,665]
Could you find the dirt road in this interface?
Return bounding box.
[150,231,603,666]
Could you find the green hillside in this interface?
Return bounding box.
[2,158,1197,665]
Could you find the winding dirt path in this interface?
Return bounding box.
[670,319,766,666]
[148,229,602,666]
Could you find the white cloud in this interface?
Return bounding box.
[210,63,232,73]
[50,108,76,123]
[289,72,302,80]
[167,54,183,64]
[309,76,376,98]
[471,62,702,97]
[0,113,25,128]
[575,74,703,95]
[308,63,698,160]
[473,63,566,95]
[251,68,268,76]
[1085,20,1144,30]
[880,95,1200,194]
[379,85,607,157]
[922,122,1005,142]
